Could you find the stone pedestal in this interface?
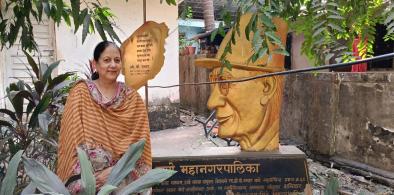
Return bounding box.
[152,146,310,194]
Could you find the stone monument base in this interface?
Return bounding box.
[152,146,310,195]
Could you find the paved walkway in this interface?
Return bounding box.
[151,124,224,155]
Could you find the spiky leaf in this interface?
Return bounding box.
[29,93,52,128]
[71,0,80,28]
[324,176,339,195]
[82,13,91,43]
[0,120,13,129]
[42,60,62,84]
[97,185,117,195]
[0,150,23,195]
[23,51,40,79]
[21,182,37,195]
[94,19,107,41]
[22,157,70,195]
[77,148,96,195]
[105,139,146,186]
[47,72,74,90]
[0,109,17,121]
[210,29,218,42]
[117,168,177,195]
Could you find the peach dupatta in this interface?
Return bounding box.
[57,81,151,182]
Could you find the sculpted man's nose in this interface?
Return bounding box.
[207,85,225,110]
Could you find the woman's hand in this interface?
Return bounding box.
[95,167,113,190]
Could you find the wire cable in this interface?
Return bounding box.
[148,52,394,89]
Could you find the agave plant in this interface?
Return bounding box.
[0,51,76,188]
[0,139,176,195]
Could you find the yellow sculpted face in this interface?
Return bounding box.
[208,68,277,145]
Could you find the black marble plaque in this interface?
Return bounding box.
[152,146,310,195]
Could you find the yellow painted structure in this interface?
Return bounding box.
[195,13,288,151]
[121,21,169,90]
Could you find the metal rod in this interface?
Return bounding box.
[143,0,148,108]
[143,0,146,22]
[148,52,394,88]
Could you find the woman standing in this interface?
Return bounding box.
[57,41,151,194]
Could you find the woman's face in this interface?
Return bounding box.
[94,44,121,82]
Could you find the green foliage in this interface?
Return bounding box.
[180,6,193,20]
[212,0,289,67]
[179,4,195,51]
[22,156,70,195]
[383,2,394,40]
[0,0,120,51]
[0,0,178,52]
[97,185,117,195]
[211,0,394,68]
[102,139,177,194]
[324,176,339,195]
[179,37,197,50]
[77,148,96,195]
[105,139,145,186]
[292,0,351,65]
[118,168,178,195]
[0,52,75,191]
[160,0,177,6]
[1,140,176,195]
[0,150,23,195]
[1,53,74,132]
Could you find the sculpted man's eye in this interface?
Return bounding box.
[209,74,218,82]
[219,83,230,96]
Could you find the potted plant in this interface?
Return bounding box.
[179,36,189,55]
[185,39,197,55]
[179,37,198,56]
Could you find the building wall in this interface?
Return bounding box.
[290,33,312,69]
[0,50,5,109]
[281,72,394,172]
[0,18,56,109]
[290,33,329,72]
[54,0,180,130]
[55,0,179,102]
[178,18,221,39]
[145,0,180,102]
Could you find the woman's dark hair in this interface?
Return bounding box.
[91,41,120,80]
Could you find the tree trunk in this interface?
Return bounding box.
[202,0,215,32]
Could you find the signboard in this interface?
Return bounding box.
[153,155,310,194]
[121,21,169,90]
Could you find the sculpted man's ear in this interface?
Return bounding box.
[260,77,277,106]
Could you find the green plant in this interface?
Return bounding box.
[0,0,178,52]
[179,4,196,51]
[179,37,197,50]
[211,0,394,68]
[324,176,339,195]
[0,139,176,195]
[300,175,366,195]
[0,52,75,190]
[180,5,193,20]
